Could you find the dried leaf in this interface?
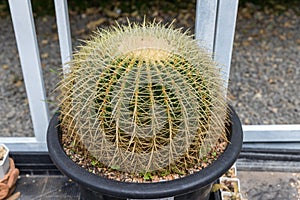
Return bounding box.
[87,18,106,30]
[212,183,229,192]
[131,11,138,17]
[227,94,236,101]
[0,4,6,10]
[52,34,58,41]
[240,7,252,19]
[41,39,48,45]
[14,80,23,88]
[41,53,49,59]
[0,146,6,160]
[68,10,77,16]
[86,7,100,15]
[104,9,119,18]
[2,64,9,70]
[75,29,86,35]
[274,4,287,11]
[279,35,286,41]
[283,21,292,28]
[259,29,265,35]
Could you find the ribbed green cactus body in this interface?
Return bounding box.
[59,22,227,173]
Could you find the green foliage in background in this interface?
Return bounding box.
[0,0,298,17]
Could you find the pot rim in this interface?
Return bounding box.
[47,106,243,199]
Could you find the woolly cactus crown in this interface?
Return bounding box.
[59,21,228,173]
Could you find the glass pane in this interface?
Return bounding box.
[0,12,34,137]
[229,3,299,125]
[35,15,60,118]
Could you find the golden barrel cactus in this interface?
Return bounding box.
[59,21,228,174]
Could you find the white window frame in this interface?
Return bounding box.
[1,0,299,152]
[195,0,300,151]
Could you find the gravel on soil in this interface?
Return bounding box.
[0,2,299,137]
[62,127,228,183]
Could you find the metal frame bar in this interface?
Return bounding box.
[195,0,300,149]
[243,125,300,150]
[54,0,72,72]
[2,0,72,152]
[213,0,239,89]
[3,0,49,151]
[196,0,238,89]
[0,138,47,152]
[195,0,217,52]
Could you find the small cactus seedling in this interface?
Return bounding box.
[58,21,228,174]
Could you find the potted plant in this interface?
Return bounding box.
[0,144,20,200]
[0,144,10,180]
[212,164,244,200]
[47,21,243,200]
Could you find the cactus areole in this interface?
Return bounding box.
[47,21,243,200]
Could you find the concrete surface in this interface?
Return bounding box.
[238,171,300,200]
[9,171,300,200]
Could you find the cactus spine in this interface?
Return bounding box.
[59,21,228,174]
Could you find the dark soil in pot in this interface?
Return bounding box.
[62,128,228,183]
[47,106,243,200]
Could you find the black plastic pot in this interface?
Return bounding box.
[47,107,243,200]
